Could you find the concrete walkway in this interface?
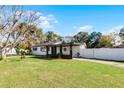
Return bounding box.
[73,58,124,69]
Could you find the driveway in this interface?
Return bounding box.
[73,58,124,68]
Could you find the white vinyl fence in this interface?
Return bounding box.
[79,48,124,61]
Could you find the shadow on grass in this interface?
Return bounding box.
[28,56,58,60]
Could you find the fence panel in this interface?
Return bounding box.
[80,48,124,61]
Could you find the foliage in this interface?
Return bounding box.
[45,31,62,42]
[15,47,20,55]
[119,27,124,44]
[110,32,122,46]
[74,32,89,43]
[14,23,44,49]
[16,47,30,55]
[98,35,113,48]
[73,31,115,48]
[87,32,102,48]
[119,27,124,36]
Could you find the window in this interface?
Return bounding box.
[63,47,66,51]
[33,47,37,51]
[40,47,46,52]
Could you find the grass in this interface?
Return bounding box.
[0,56,124,88]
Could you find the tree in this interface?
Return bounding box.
[119,27,124,45]
[45,31,61,42]
[87,32,102,48]
[15,23,44,50]
[98,35,113,48]
[0,6,43,59]
[110,32,122,46]
[74,32,88,43]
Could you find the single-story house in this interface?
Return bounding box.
[3,48,17,56]
[31,42,86,59]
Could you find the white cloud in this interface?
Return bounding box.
[40,20,53,31]
[102,25,124,35]
[36,12,43,16]
[39,16,47,21]
[38,13,58,31]
[74,25,94,32]
[103,25,124,45]
[46,14,58,23]
[24,11,58,31]
[109,25,124,33]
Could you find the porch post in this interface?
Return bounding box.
[70,43,72,59]
[46,46,49,57]
[60,45,62,57]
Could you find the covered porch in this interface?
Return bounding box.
[45,43,73,59]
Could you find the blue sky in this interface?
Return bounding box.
[23,5,124,36]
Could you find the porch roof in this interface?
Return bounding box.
[32,42,80,47]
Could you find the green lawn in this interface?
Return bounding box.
[0,56,124,88]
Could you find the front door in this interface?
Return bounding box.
[51,46,57,57]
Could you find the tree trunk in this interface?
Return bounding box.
[0,48,7,60]
[0,48,3,60]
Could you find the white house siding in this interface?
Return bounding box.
[72,44,86,57]
[62,46,84,57]
[48,47,51,55]
[3,48,16,55]
[31,47,46,56]
[57,47,60,54]
[80,48,124,61]
[62,46,70,55]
